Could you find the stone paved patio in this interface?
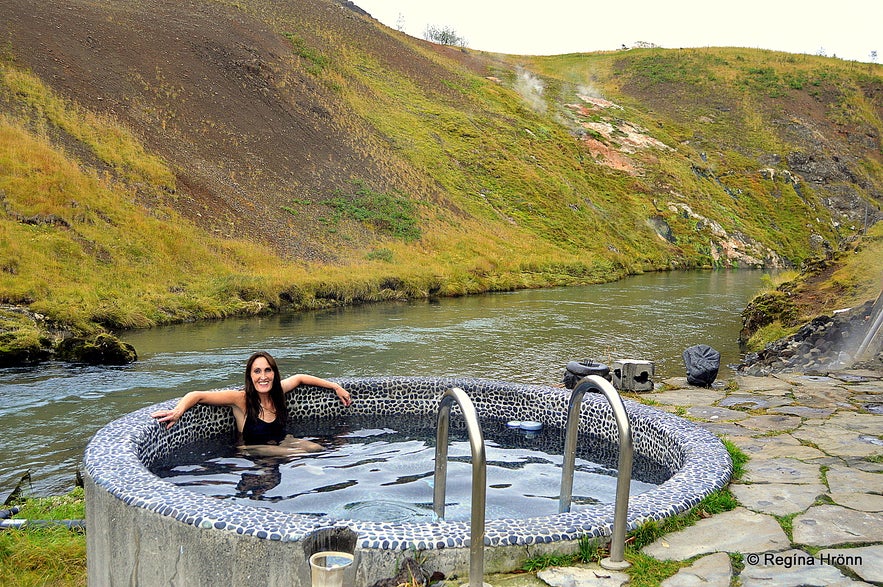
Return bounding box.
[474,370,883,587]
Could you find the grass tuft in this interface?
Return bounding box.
[623,548,685,587]
[722,438,749,481]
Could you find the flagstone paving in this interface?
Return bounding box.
[480,370,882,587]
[730,482,827,516]
[660,552,732,587]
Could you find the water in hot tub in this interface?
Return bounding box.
[152,415,670,523]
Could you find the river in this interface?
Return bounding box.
[0,269,769,496]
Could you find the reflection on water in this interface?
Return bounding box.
[152,416,664,523]
[0,270,768,494]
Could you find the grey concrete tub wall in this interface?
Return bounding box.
[84,376,732,586]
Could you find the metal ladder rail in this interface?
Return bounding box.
[558,375,633,570]
[434,387,488,587]
[855,289,883,361]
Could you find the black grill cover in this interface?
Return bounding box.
[683,344,720,387]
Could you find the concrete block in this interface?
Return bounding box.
[612,359,654,392]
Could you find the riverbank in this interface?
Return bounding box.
[738,298,883,376]
[4,368,880,586]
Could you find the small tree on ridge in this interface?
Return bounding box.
[423,24,467,48]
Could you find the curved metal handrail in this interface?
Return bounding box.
[558,375,633,570]
[855,289,883,361]
[434,387,488,587]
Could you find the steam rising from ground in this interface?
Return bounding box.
[514,67,546,112]
[576,84,602,100]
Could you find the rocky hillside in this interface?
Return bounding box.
[0,0,881,363]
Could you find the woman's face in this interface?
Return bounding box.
[250,356,275,394]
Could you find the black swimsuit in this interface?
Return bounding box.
[241,413,286,444]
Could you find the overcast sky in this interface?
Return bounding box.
[353,1,881,63]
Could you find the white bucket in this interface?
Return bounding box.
[309,551,354,587]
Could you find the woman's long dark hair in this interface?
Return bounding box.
[244,351,287,423]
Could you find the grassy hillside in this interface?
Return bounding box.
[0,0,880,363]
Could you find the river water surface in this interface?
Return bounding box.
[0,270,768,495]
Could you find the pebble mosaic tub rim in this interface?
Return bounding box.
[83,376,732,550]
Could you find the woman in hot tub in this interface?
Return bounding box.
[151,351,351,456]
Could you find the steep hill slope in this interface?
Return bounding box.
[0,0,880,363]
[1,0,437,260]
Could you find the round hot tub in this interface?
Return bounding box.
[83,377,731,586]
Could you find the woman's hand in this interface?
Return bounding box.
[151,408,183,429]
[333,385,352,407]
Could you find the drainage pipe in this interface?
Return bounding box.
[0,506,21,519]
[0,519,85,530]
[558,375,633,570]
[434,387,489,587]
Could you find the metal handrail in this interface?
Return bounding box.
[434,387,488,587]
[855,289,883,362]
[558,375,633,570]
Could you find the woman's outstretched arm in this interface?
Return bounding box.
[281,374,351,406]
[151,389,245,429]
